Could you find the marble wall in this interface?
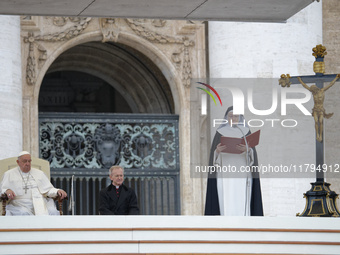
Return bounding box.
[0,16,22,158]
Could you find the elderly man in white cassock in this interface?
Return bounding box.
[0,151,67,215]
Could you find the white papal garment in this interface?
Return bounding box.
[214,125,254,216]
[0,167,59,216]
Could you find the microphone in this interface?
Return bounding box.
[68,175,75,215]
[235,125,250,167]
[235,125,251,216]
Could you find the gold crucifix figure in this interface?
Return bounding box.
[279,45,340,143]
[297,74,340,142]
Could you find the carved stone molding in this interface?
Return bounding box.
[20,16,41,31]
[100,18,119,42]
[151,19,166,27]
[23,17,92,86]
[22,17,203,89]
[125,18,195,88]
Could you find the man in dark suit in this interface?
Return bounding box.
[99,165,139,215]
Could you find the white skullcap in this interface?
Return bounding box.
[18,151,30,158]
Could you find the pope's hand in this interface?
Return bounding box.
[6,189,15,199]
[57,189,67,199]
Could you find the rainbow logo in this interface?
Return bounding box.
[196,82,223,106]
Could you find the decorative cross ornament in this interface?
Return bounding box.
[279,45,340,143]
[279,44,340,181]
[279,44,340,217]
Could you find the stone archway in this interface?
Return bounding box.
[41,41,174,114]
[21,17,207,215]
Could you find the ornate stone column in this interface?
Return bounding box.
[0,15,22,158]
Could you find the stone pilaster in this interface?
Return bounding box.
[0,15,22,158]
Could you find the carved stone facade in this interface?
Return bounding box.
[20,16,207,215]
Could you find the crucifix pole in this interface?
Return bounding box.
[279,44,340,217]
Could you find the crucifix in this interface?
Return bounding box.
[23,185,29,194]
[279,44,340,217]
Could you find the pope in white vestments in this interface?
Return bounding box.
[0,151,67,216]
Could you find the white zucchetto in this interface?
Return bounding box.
[18,151,31,158]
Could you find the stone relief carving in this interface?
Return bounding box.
[52,17,82,27]
[21,16,41,31]
[125,18,195,88]
[182,42,193,87]
[26,36,36,86]
[53,17,70,27]
[125,18,184,44]
[100,18,119,42]
[23,17,92,85]
[151,19,166,27]
[22,17,202,89]
[171,50,182,68]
